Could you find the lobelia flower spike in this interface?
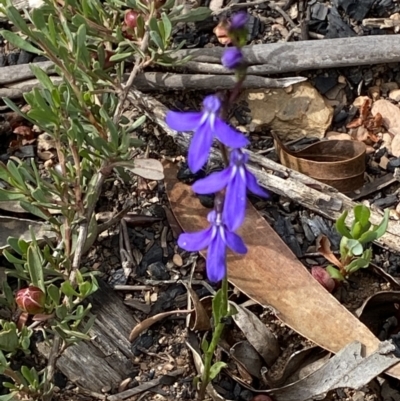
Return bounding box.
[222,47,243,70]
[178,197,247,282]
[166,95,249,173]
[192,149,269,231]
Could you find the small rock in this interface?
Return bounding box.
[240,83,333,140]
[379,155,390,170]
[325,131,351,140]
[147,261,170,280]
[371,99,400,136]
[388,157,400,172]
[368,85,380,101]
[389,89,400,102]
[381,133,393,154]
[353,96,370,108]
[172,253,183,267]
[314,76,337,95]
[391,135,400,157]
[382,82,399,93]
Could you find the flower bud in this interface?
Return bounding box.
[230,11,248,30]
[16,286,46,315]
[311,267,335,293]
[124,10,139,29]
[221,47,243,70]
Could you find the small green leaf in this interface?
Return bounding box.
[20,201,50,221]
[354,205,370,227]
[335,210,351,238]
[346,239,363,256]
[0,392,17,401]
[3,250,25,265]
[212,289,223,325]
[201,338,209,354]
[27,245,45,292]
[345,257,370,274]
[30,64,55,92]
[21,365,35,385]
[350,221,363,240]
[0,30,41,54]
[47,284,60,305]
[326,265,345,281]
[55,304,68,320]
[109,52,132,62]
[373,209,389,239]
[61,281,79,297]
[209,361,227,380]
[161,13,172,40]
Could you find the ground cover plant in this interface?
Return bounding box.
[0,0,210,398]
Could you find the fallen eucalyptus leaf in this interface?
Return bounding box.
[230,341,263,380]
[164,162,400,380]
[263,346,329,388]
[181,282,211,331]
[267,341,398,401]
[129,309,191,342]
[230,301,279,367]
[355,291,400,339]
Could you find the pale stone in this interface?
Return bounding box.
[371,99,400,136]
[325,131,351,140]
[389,89,400,102]
[353,96,370,108]
[391,134,400,157]
[381,132,393,154]
[240,83,333,140]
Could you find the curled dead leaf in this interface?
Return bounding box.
[213,21,231,45]
[316,235,342,269]
[129,309,192,342]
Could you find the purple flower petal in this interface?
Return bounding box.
[166,111,203,132]
[188,122,214,173]
[222,47,243,70]
[192,167,233,194]
[207,229,227,282]
[224,230,247,254]
[230,11,248,30]
[178,227,213,252]
[245,170,269,198]
[223,169,247,231]
[214,118,249,149]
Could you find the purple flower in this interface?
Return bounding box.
[178,210,247,282]
[192,149,269,231]
[166,95,249,173]
[222,47,243,70]
[230,12,248,30]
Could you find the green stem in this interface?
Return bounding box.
[198,277,228,401]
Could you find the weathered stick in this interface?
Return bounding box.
[37,280,139,392]
[0,62,305,98]
[172,35,400,75]
[127,89,400,254]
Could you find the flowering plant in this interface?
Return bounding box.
[166,12,269,399]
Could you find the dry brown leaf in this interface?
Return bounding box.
[182,282,211,331]
[316,235,342,269]
[266,341,398,401]
[230,301,279,367]
[163,162,400,373]
[213,22,231,45]
[129,309,192,342]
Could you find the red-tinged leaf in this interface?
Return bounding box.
[163,162,400,379]
[346,118,363,129]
